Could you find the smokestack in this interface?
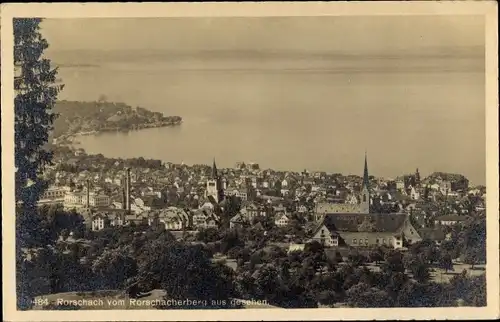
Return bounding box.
[126,168,131,212]
[86,179,90,208]
[122,188,126,210]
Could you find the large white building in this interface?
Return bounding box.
[63,191,110,210]
[38,186,71,205]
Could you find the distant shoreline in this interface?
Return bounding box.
[56,120,183,145]
[51,100,182,144]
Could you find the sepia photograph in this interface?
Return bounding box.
[1,2,499,321]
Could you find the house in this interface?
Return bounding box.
[345,194,359,205]
[230,213,247,230]
[315,202,363,216]
[410,187,420,200]
[439,181,452,195]
[206,217,219,229]
[281,188,290,196]
[225,188,248,201]
[395,179,405,190]
[150,207,189,231]
[238,208,257,223]
[275,213,290,227]
[243,202,260,219]
[191,208,220,229]
[288,244,306,253]
[192,209,209,227]
[417,228,446,245]
[297,205,308,214]
[310,221,340,247]
[310,213,422,249]
[91,213,108,231]
[273,204,287,214]
[434,215,469,226]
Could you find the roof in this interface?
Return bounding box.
[418,228,446,241]
[230,213,245,223]
[435,215,469,221]
[252,222,264,230]
[320,213,408,234]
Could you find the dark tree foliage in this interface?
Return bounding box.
[14,18,63,211]
[138,241,237,308]
[15,19,63,308]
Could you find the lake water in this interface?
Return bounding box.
[54,58,485,185]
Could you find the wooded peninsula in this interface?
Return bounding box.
[51,100,182,141]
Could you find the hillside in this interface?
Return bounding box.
[50,100,182,140]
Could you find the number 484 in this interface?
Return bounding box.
[32,298,49,306]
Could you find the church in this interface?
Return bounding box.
[314,152,371,217]
[205,159,225,204]
[310,153,423,249]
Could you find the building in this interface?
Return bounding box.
[205,159,225,204]
[314,153,371,219]
[230,213,247,230]
[192,208,220,229]
[417,228,446,245]
[274,213,290,227]
[148,207,189,231]
[40,185,71,200]
[91,213,108,231]
[310,213,422,249]
[63,191,110,210]
[38,185,71,206]
[434,215,469,226]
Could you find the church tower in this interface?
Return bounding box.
[415,168,421,187]
[206,158,225,203]
[360,152,370,214]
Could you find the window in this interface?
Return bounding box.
[353,239,357,244]
[376,238,379,244]
[363,195,367,202]
[382,239,386,244]
[365,239,369,245]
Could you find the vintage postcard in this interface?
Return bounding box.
[1,1,499,321]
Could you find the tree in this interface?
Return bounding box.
[138,241,236,308]
[347,250,367,267]
[368,248,384,265]
[439,252,454,273]
[92,249,138,289]
[464,248,481,269]
[14,18,63,210]
[14,18,65,307]
[382,250,405,273]
[411,260,431,284]
[346,283,392,308]
[254,264,281,303]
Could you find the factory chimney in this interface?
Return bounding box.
[86,179,90,208]
[126,167,131,212]
[122,187,126,210]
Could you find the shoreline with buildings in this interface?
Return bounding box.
[39,144,485,250]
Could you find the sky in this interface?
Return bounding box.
[41,16,484,56]
[38,16,486,185]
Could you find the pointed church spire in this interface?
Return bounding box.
[212,158,218,179]
[363,151,369,188]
